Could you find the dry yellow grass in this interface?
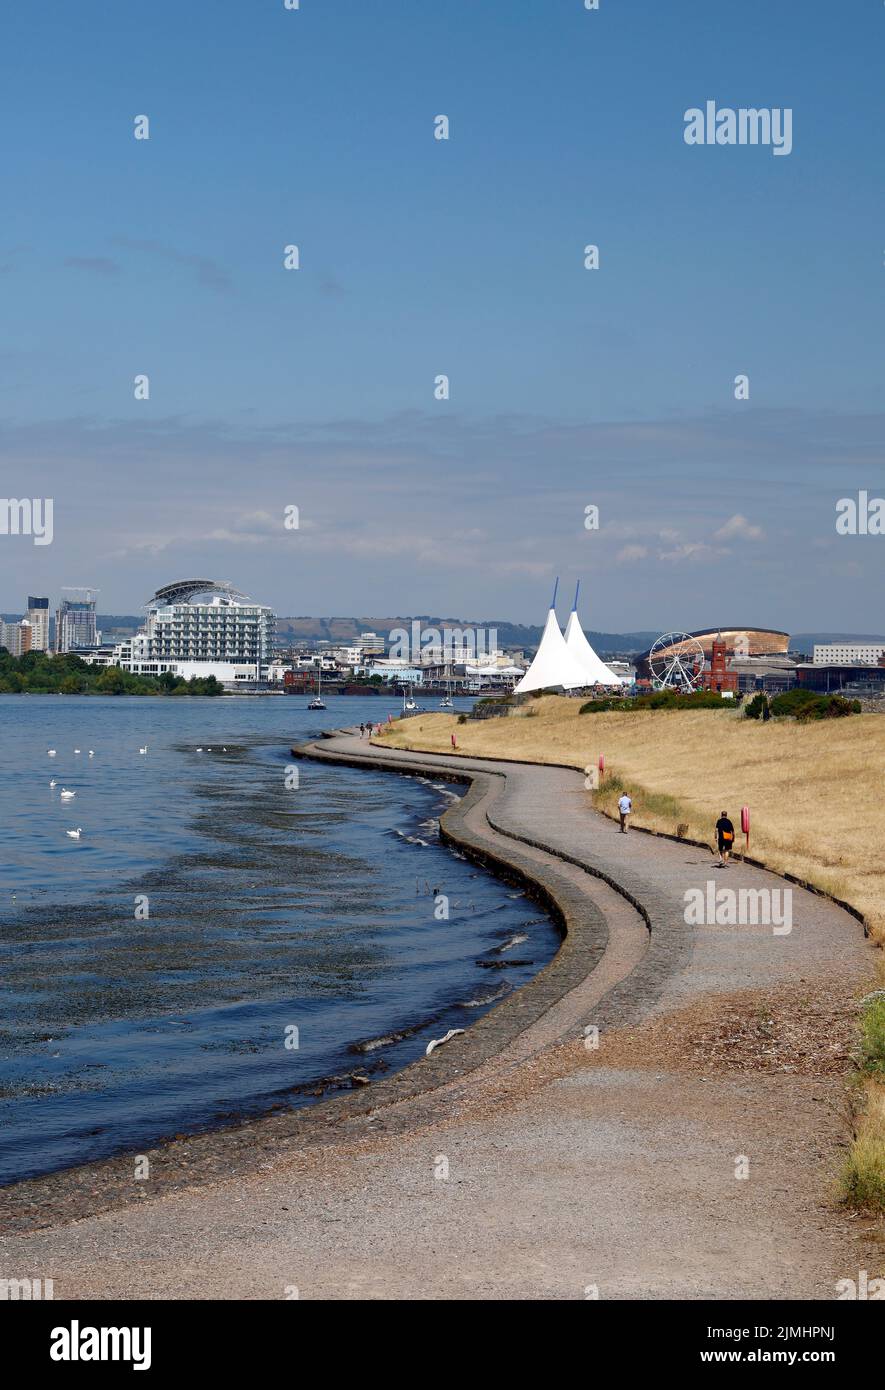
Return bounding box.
[379,696,885,1210]
[843,1078,885,1212]
[378,697,885,945]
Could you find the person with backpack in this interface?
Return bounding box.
[715,810,735,865]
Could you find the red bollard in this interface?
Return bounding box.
[741,804,750,857]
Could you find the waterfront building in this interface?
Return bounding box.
[514,608,588,694]
[563,601,627,686]
[56,591,98,653]
[0,618,32,656]
[68,645,117,667]
[635,627,790,680]
[514,584,622,694]
[364,658,423,684]
[111,579,276,685]
[797,660,885,693]
[331,644,366,667]
[813,642,885,666]
[701,633,739,694]
[26,596,50,651]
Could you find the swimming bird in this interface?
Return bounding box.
[48,749,56,757]
[196,747,203,752]
[65,828,83,839]
[74,748,81,754]
[139,746,148,755]
[60,789,76,800]
[88,750,95,757]
[49,779,57,788]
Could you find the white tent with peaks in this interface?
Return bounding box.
[514,580,627,695]
[564,582,629,686]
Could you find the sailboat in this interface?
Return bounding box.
[308,665,327,710]
[403,685,419,713]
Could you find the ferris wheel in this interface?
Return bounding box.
[647,632,705,692]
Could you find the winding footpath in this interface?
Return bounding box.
[0,729,877,1299]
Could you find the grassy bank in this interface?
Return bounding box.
[377,695,885,1212]
[379,697,885,944]
[842,983,885,1212]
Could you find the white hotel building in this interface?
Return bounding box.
[108,579,276,684]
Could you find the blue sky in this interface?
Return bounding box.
[1,0,882,629]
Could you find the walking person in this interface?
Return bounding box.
[715,809,735,865]
[618,791,632,833]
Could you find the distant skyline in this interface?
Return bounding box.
[1,1,882,628]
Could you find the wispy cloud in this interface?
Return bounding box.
[1,405,882,627]
[657,541,724,564]
[616,544,649,564]
[714,513,765,541]
[63,256,121,276]
[111,236,232,293]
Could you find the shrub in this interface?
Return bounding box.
[770,689,862,721]
[770,688,820,715]
[580,690,731,715]
[744,692,768,720]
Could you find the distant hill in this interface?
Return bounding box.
[791,632,885,647]
[273,616,660,655]
[10,612,879,658]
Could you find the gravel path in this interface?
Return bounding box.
[0,730,877,1299]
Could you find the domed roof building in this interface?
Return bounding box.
[636,627,789,680]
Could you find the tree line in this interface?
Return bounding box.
[0,650,224,696]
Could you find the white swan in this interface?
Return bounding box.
[74,748,81,754]
[47,749,56,757]
[60,789,76,800]
[88,750,95,757]
[66,828,83,839]
[139,746,148,755]
[49,779,57,788]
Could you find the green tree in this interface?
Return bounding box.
[96,666,126,695]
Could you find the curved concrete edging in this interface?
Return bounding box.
[295,735,697,1034]
[293,737,620,1037]
[0,729,631,1233]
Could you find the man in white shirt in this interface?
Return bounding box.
[618,792,632,833]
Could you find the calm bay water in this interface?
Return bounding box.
[0,693,558,1184]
